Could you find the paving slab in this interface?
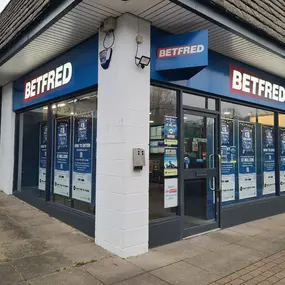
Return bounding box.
[0,228,32,245]
[151,261,220,285]
[0,191,7,198]
[11,251,73,280]
[114,273,170,285]
[0,219,19,230]
[84,256,144,285]
[29,223,75,240]
[45,231,93,250]
[128,240,208,272]
[0,238,51,260]
[29,267,103,285]
[185,244,267,276]
[13,216,57,228]
[128,249,182,272]
[59,242,112,264]
[237,236,285,254]
[8,209,48,222]
[0,262,24,285]
[207,229,248,244]
[227,224,268,236]
[185,234,231,251]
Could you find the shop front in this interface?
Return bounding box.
[149,27,285,247]
[8,18,285,253]
[13,36,99,236]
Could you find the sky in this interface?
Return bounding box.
[0,0,10,13]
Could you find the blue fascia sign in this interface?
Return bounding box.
[13,35,98,111]
[155,30,208,80]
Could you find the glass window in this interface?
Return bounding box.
[149,86,178,220]
[51,92,97,214]
[221,101,276,205]
[183,93,216,110]
[279,114,285,193]
[183,114,215,169]
[18,106,48,198]
[16,91,98,216]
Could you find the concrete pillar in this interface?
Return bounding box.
[0,83,15,195]
[95,13,150,258]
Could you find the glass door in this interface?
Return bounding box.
[182,110,220,236]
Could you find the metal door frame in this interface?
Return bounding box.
[180,106,221,238]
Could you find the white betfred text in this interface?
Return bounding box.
[24,62,72,101]
[157,45,204,59]
[231,65,285,102]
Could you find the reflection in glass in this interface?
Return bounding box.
[183,114,216,229]
[184,114,215,169]
[221,101,277,203]
[183,93,216,110]
[52,92,97,214]
[149,86,177,220]
[19,106,48,198]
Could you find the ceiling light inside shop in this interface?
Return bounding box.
[224,111,231,115]
[52,105,57,109]
[70,112,75,115]
[58,103,66,107]
[184,116,187,120]
[43,107,48,110]
[150,120,154,124]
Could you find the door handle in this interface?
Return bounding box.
[209,154,214,169]
[209,176,215,191]
[216,154,222,192]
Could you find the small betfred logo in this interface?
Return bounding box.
[157,45,204,59]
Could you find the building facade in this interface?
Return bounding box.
[1,0,285,258]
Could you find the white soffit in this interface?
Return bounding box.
[1,0,285,86]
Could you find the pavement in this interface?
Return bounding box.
[2,193,285,285]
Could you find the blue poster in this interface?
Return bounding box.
[280,128,285,192]
[164,116,178,145]
[221,119,235,202]
[262,125,275,195]
[72,113,93,203]
[38,123,47,191]
[221,119,236,175]
[54,118,71,197]
[238,122,257,199]
[164,147,178,176]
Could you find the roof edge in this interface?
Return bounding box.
[170,0,285,59]
[0,0,81,66]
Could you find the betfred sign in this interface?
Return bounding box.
[157,45,205,59]
[24,62,72,101]
[230,65,285,102]
[155,30,208,80]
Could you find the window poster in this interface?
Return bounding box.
[262,125,275,195]
[280,128,285,192]
[164,147,178,176]
[38,122,47,191]
[238,122,257,199]
[72,112,93,203]
[54,118,71,197]
[164,178,178,208]
[164,116,178,146]
[221,119,236,202]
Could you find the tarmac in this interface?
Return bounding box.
[2,192,285,285]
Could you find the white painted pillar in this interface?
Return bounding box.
[0,83,15,195]
[95,13,150,258]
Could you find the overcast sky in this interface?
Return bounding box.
[0,0,10,13]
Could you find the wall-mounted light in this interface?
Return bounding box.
[135,56,151,69]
